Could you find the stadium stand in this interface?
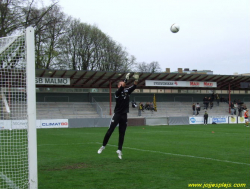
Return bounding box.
[35,101,250,119]
[34,69,250,120]
[36,102,99,119]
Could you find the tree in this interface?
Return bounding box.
[33,4,68,69]
[57,19,135,72]
[148,61,161,73]
[136,61,161,73]
[0,0,57,37]
[0,0,60,69]
[0,0,137,71]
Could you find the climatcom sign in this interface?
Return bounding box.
[39,119,68,128]
[0,119,69,130]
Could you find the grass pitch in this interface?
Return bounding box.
[37,124,250,189]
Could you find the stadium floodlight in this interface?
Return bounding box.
[0,27,37,189]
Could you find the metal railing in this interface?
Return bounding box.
[91,97,104,118]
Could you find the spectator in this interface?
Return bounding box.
[204,111,208,125]
[196,103,200,115]
[210,101,213,109]
[203,97,209,110]
[243,104,247,111]
[215,93,220,106]
[238,104,243,117]
[192,103,196,116]
[132,101,137,108]
[149,102,154,112]
[230,102,234,115]
[144,102,150,110]
[208,97,213,109]
[138,102,143,116]
[142,103,145,112]
[211,92,215,102]
[234,102,238,116]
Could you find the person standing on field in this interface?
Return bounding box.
[97,73,139,159]
[204,111,208,125]
[244,109,249,127]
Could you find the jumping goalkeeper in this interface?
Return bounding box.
[97,73,139,159]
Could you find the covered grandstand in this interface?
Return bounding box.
[33,69,250,124]
[1,68,250,126]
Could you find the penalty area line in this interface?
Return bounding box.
[96,142,250,166]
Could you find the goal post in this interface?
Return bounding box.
[0,27,37,189]
[26,27,38,189]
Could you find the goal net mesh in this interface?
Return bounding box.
[0,34,29,188]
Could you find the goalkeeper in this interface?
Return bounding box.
[97,73,139,159]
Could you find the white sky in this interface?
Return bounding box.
[44,0,250,75]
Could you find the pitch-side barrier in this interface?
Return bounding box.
[0,115,245,129]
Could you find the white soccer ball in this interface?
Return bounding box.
[170,23,180,33]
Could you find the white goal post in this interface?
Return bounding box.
[0,27,37,189]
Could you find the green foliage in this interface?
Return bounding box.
[0,0,139,71]
[37,125,250,189]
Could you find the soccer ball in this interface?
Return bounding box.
[170,23,180,33]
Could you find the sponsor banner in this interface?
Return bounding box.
[145,80,217,88]
[0,119,68,130]
[0,120,27,130]
[12,120,27,129]
[229,116,237,124]
[211,116,228,124]
[39,119,68,128]
[0,120,11,130]
[238,116,246,124]
[189,117,204,124]
[36,77,70,85]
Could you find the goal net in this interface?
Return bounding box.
[0,28,37,189]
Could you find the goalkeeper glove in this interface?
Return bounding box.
[133,73,139,82]
[124,73,130,83]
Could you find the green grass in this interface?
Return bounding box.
[37,124,250,189]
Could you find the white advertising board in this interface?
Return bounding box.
[146,80,217,88]
[238,116,246,124]
[210,116,228,124]
[0,120,11,130]
[39,119,68,128]
[0,119,68,130]
[189,117,204,124]
[36,77,70,85]
[228,116,237,124]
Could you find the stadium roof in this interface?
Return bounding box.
[35,69,250,90]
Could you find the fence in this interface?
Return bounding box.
[91,97,104,118]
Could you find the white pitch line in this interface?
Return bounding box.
[96,142,250,166]
[37,142,96,146]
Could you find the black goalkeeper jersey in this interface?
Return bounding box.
[114,84,137,114]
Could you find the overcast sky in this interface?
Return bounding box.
[45,0,250,75]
